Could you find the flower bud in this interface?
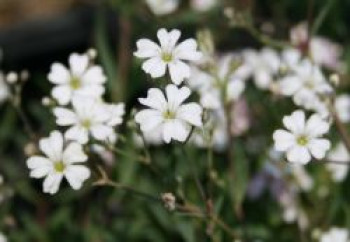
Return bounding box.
[161,192,176,211]
[329,73,340,87]
[6,72,18,84]
[87,48,97,60]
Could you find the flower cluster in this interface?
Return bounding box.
[134,29,203,144]
[26,51,125,194]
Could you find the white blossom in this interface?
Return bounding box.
[135,84,203,143]
[326,143,350,182]
[191,0,217,11]
[53,97,124,144]
[243,48,280,90]
[0,73,9,104]
[26,131,90,194]
[335,94,350,123]
[0,232,6,242]
[145,0,179,15]
[134,28,202,85]
[279,59,332,116]
[48,53,106,105]
[188,55,246,110]
[273,110,331,164]
[320,228,349,242]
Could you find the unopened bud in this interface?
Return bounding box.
[6,72,18,84]
[161,192,176,211]
[20,70,29,82]
[24,142,37,156]
[41,96,52,106]
[87,48,97,60]
[329,73,340,87]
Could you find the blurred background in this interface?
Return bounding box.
[1,0,350,241]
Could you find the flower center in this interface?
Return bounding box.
[81,119,92,129]
[161,52,173,63]
[70,76,81,90]
[304,79,315,90]
[163,110,175,120]
[54,161,66,173]
[297,135,308,146]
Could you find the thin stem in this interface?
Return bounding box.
[244,24,290,50]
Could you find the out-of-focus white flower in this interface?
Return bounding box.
[326,143,350,182]
[26,131,90,194]
[134,28,202,85]
[0,232,7,242]
[54,97,124,144]
[243,48,280,90]
[335,94,350,123]
[273,110,331,164]
[191,0,217,11]
[279,59,332,115]
[231,98,251,136]
[0,73,9,104]
[191,109,228,151]
[134,128,164,147]
[48,53,106,105]
[188,55,246,110]
[135,84,203,143]
[290,164,313,191]
[320,227,349,242]
[145,0,179,15]
[290,22,343,71]
[281,48,302,70]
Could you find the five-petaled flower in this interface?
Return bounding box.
[26,131,90,194]
[48,53,106,105]
[134,28,202,85]
[135,84,203,143]
[273,110,331,164]
[53,97,124,144]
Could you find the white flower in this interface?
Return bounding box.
[48,53,106,105]
[273,110,331,164]
[135,84,203,143]
[0,73,9,104]
[243,48,280,90]
[26,131,90,194]
[145,0,179,15]
[191,0,217,11]
[335,94,350,123]
[320,228,349,242]
[188,55,246,110]
[134,28,202,85]
[290,165,313,191]
[326,143,350,182]
[0,232,6,242]
[281,48,302,70]
[53,97,123,144]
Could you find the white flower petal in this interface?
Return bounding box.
[90,125,114,141]
[142,57,167,78]
[69,53,89,76]
[43,173,63,194]
[279,76,302,96]
[64,165,90,190]
[48,63,70,84]
[273,130,296,151]
[166,84,191,110]
[157,28,181,50]
[27,156,52,178]
[51,85,72,105]
[63,143,88,164]
[134,39,161,58]
[168,60,190,85]
[138,88,167,111]
[65,126,89,144]
[81,66,106,84]
[135,109,163,132]
[307,138,330,159]
[53,107,78,126]
[305,114,330,137]
[162,120,190,143]
[286,146,311,164]
[282,110,305,134]
[174,39,202,61]
[39,131,63,161]
[177,103,203,126]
